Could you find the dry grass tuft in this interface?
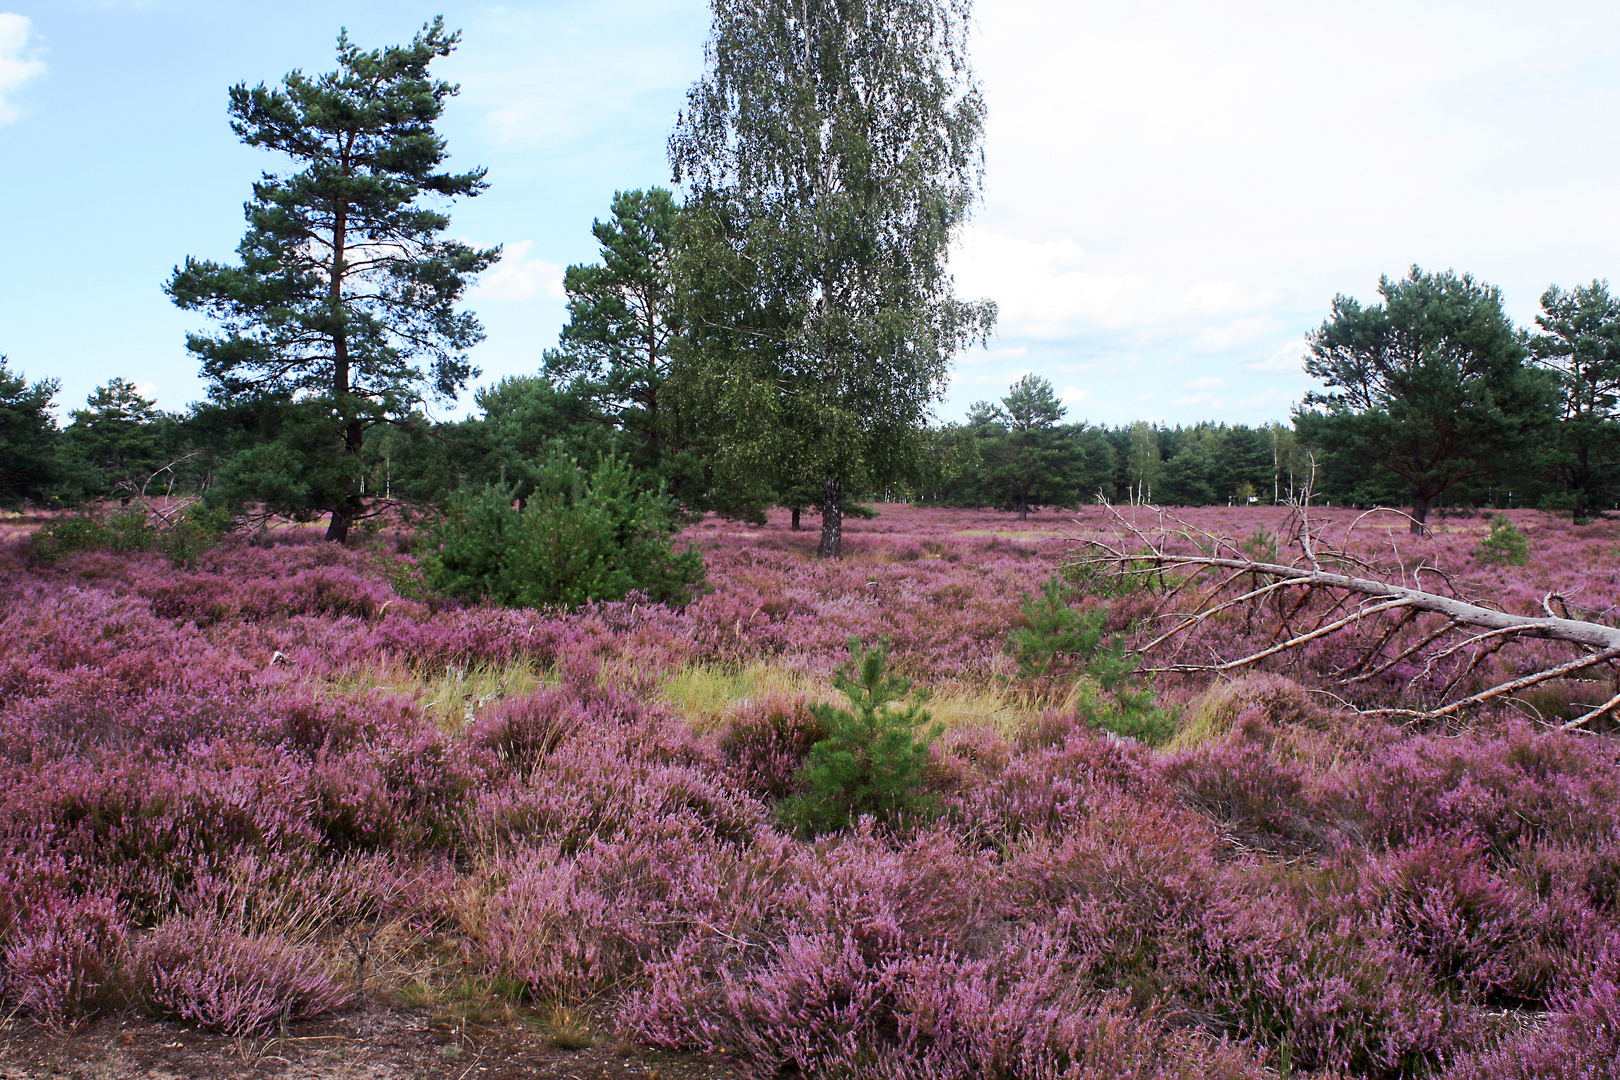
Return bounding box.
[543,1006,595,1050]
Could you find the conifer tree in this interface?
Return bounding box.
[167,19,498,540]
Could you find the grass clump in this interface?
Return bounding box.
[780,637,942,835]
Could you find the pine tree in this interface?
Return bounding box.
[166,19,498,540]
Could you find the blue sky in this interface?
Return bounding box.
[5,1,1620,430]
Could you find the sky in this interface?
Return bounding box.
[4,0,1620,431]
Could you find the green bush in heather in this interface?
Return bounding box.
[781,638,942,835]
[1475,514,1530,567]
[424,451,704,609]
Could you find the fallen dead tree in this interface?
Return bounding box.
[1073,501,1620,732]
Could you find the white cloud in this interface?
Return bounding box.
[1194,315,1281,354]
[471,240,565,303]
[1242,338,1311,373]
[1180,281,1278,318]
[1236,387,1289,410]
[1059,385,1093,406]
[0,13,46,125]
[953,228,1158,339]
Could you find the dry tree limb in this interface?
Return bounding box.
[1563,691,1620,732]
[1074,501,1620,729]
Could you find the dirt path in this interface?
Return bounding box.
[0,1009,748,1080]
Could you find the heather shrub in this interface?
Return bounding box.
[1451,944,1620,1079]
[1161,724,1327,853]
[1476,515,1531,566]
[1192,890,1475,1076]
[1171,673,1324,749]
[423,452,705,609]
[136,912,352,1035]
[715,693,826,802]
[780,638,943,835]
[1370,836,1564,1006]
[1,893,131,1030]
[1341,723,1620,854]
[467,685,583,774]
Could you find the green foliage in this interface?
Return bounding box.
[0,355,62,509]
[423,452,705,609]
[1528,280,1620,517]
[1006,575,1174,745]
[1241,528,1278,564]
[781,638,942,836]
[1300,266,1556,531]
[29,503,228,564]
[976,375,1083,518]
[166,19,498,541]
[669,0,995,556]
[1475,514,1531,567]
[1074,678,1177,747]
[1006,576,1135,687]
[1062,555,1178,600]
[62,379,178,502]
[544,189,703,501]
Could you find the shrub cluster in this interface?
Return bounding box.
[424,451,705,609]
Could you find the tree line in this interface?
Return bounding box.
[5,7,1619,548]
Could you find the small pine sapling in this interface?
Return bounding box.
[1475,514,1530,567]
[780,638,942,835]
[1006,575,1136,688]
[1006,575,1175,743]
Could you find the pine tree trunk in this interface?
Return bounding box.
[791,506,801,531]
[1410,490,1431,534]
[818,475,842,559]
[325,418,365,543]
[325,505,351,542]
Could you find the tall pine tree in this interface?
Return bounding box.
[167,19,498,540]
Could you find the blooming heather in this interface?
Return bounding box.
[0,505,1615,1075]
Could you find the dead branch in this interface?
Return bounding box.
[1075,501,1620,728]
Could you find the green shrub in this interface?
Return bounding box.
[1006,575,1136,688]
[423,451,705,609]
[1075,679,1177,746]
[780,638,942,835]
[30,505,226,565]
[1475,515,1530,567]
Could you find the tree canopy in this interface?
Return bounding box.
[1298,266,1555,531]
[166,18,498,540]
[1528,280,1620,518]
[0,357,61,509]
[669,0,995,557]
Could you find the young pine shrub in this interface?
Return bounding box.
[1005,575,1135,689]
[1006,575,1175,744]
[1476,514,1531,567]
[779,638,943,836]
[423,451,705,609]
